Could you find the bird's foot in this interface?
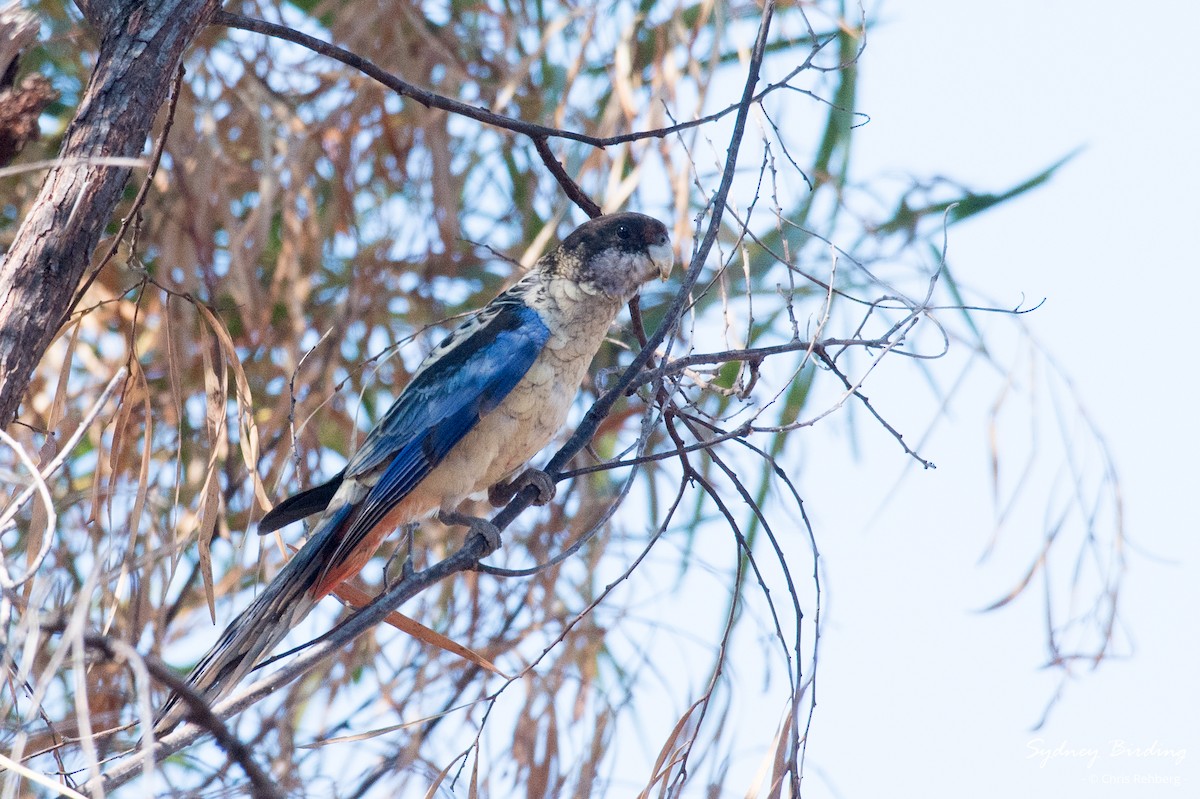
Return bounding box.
[487,468,556,507]
[438,509,502,556]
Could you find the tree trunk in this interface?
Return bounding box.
[0,0,218,426]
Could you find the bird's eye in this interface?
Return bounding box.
[616,224,631,240]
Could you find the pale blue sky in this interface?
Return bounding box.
[800,1,1198,796]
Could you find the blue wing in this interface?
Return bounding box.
[320,299,549,562]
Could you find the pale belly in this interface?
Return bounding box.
[397,351,585,517]
[371,283,618,522]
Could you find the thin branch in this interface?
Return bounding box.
[0,752,86,799]
[811,345,937,469]
[0,157,147,180]
[488,0,779,532]
[0,368,127,588]
[96,532,494,791]
[211,9,824,149]
[73,633,282,799]
[65,64,187,327]
[532,136,600,218]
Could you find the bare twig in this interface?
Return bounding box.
[211,9,827,149]
[0,157,147,180]
[489,0,781,532]
[96,531,494,791]
[56,631,283,799]
[531,136,601,218]
[0,368,127,588]
[66,64,188,326]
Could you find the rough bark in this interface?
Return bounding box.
[0,75,59,167]
[0,3,37,77]
[0,4,56,166]
[0,0,218,426]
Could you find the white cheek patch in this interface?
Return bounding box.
[586,250,654,299]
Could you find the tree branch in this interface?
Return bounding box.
[97,532,493,791]
[489,0,779,530]
[78,634,282,799]
[532,136,600,218]
[0,0,219,426]
[211,9,814,150]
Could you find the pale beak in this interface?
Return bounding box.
[648,241,674,281]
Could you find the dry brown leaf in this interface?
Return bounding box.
[288,544,508,677]
[47,320,80,432]
[636,699,701,799]
[742,700,795,799]
[525,706,556,799]
[124,363,152,557]
[197,325,227,621]
[419,750,462,799]
[198,302,272,511]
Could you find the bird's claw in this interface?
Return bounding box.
[438,510,502,556]
[488,468,556,507]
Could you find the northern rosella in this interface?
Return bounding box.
[155,212,672,733]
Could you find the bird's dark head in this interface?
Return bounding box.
[552,212,673,300]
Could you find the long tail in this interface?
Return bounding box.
[153,505,353,735]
